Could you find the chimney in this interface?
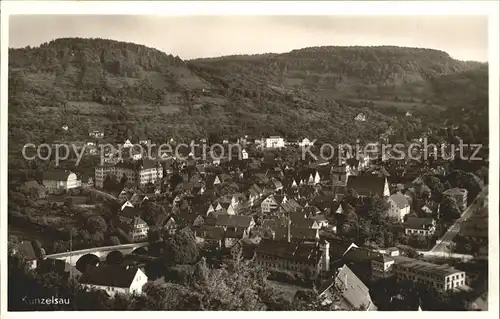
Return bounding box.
[287,213,291,243]
[321,240,330,272]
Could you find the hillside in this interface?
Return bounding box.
[189,46,483,98]
[8,38,488,166]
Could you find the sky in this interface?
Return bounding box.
[9,15,489,62]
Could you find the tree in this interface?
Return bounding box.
[422,175,445,201]
[64,196,74,208]
[189,259,268,310]
[446,170,484,199]
[475,166,488,184]
[119,173,128,188]
[356,195,389,223]
[440,196,461,221]
[143,202,167,226]
[109,236,121,245]
[164,227,199,265]
[86,215,108,233]
[170,173,184,190]
[53,240,69,253]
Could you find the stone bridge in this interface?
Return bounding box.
[45,242,149,266]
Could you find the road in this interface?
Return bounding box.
[430,186,488,254]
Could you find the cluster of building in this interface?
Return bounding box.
[13,128,486,310]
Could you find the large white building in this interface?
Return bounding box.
[95,160,163,188]
[372,255,466,293]
[79,265,148,297]
[387,193,411,222]
[254,239,330,275]
[42,170,81,194]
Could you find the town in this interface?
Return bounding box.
[6,11,492,312]
[8,127,489,311]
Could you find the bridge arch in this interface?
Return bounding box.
[76,253,100,273]
[105,250,124,265]
[132,246,148,255]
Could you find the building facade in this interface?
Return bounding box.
[261,195,288,214]
[43,171,81,194]
[387,193,411,222]
[371,255,466,293]
[79,266,148,297]
[263,136,285,149]
[95,160,163,188]
[404,217,436,236]
[254,237,330,276]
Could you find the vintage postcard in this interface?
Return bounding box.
[0,0,498,316]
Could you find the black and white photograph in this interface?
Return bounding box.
[1,0,498,315]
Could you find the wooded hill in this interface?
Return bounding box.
[8,38,488,154]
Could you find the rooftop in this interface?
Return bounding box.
[79,265,144,288]
[392,256,464,277]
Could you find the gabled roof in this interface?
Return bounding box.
[375,254,394,263]
[335,265,376,310]
[347,176,386,197]
[255,239,321,264]
[273,227,319,242]
[281,199,302,214]
[388,192,410,209]
[194,225,224,240]
[405,217,435,230]
[292,218,319,229]
[120,206,141,219]
[215,214,254,228]
[262,218,287,229]
[79,265,144,288]
[273,195,286,204]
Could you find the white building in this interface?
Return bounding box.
[331,165,350,187]
[387,193,411,222]
[263,136,285,149]
[261,195,288,213]
[308,171,321,185]
[241,149,249,160]
[123,139,134,148]
[404,217,436,237]
[94,160,163,189]
[89,130,104,138]
[393,256,465,292]
[42,170,81,194]
[79,266,148,297]
[354,113,367,121]
[298,138,314,148]
[255,239,330,275]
